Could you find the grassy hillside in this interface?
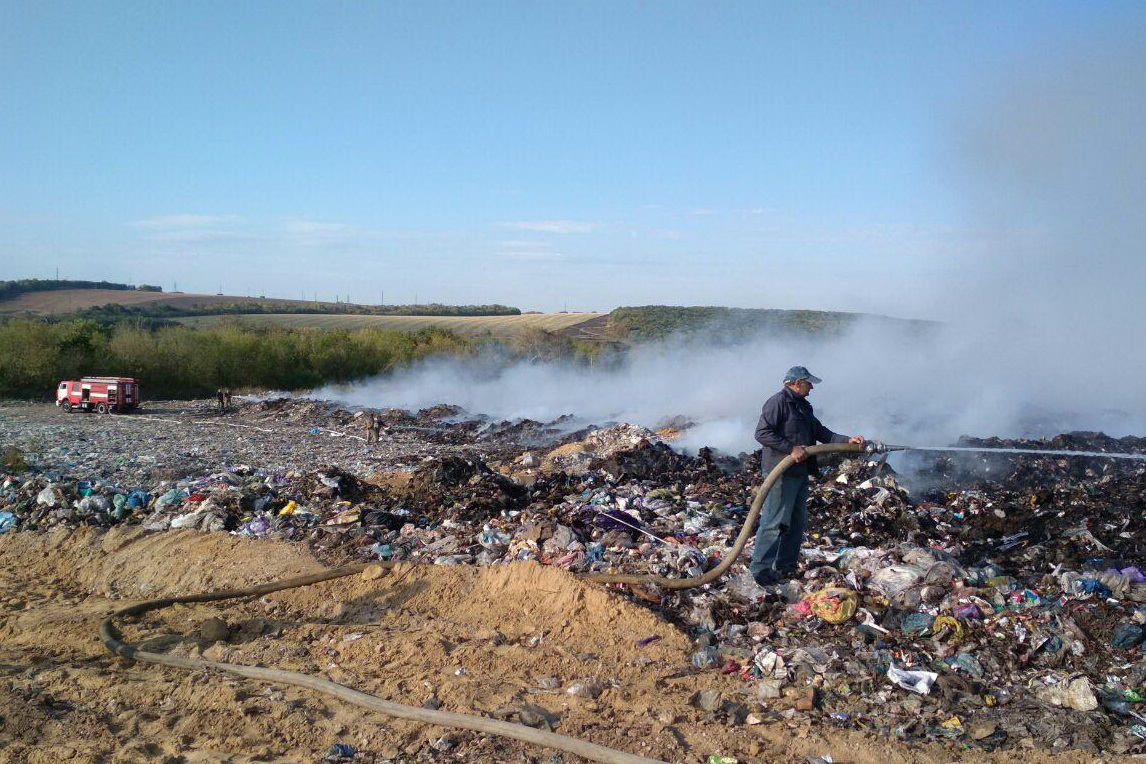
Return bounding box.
[0,282,939,401]
[0,282,934,348]
[0,284,518,319]
[0,289,338,315]
[607,305,934,342]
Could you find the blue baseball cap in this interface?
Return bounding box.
[783,366,822,384]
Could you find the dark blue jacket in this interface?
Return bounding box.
[755,386,847,475]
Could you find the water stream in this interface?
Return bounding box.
[904,445,1146,461]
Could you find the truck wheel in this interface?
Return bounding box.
[96,402,108,414]
[61,401,72,412]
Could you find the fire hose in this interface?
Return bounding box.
[584,441,901,588]
[99,441,896,763]
[98,565,670,764]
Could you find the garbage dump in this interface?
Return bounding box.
[4,397,1146,756]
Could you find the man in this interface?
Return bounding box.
[751,366,864,587]
[360,411,381,444]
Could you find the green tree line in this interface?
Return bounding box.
[0,278,159,301]
[0,318,473,399]
[75,301,521,322]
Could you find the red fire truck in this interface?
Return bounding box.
[56,377,141,414]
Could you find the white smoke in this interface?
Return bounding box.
[314,301,1142,456]
[929,30,1146,440]
[317,29,1146,455]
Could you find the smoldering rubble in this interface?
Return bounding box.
[4,397,1146,756]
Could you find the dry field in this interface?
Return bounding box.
[0,288,610,338]
[176,312,611,338]
[0,289,329,315]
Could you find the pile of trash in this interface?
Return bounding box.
[5,397,1146,755]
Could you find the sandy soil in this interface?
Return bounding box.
[0,526,1125,764]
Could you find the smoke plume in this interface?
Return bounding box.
[317,29,1146,455]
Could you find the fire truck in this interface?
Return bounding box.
[56,377,141,414]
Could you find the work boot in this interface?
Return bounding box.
[753,571,779,588]
[754,583,787,606]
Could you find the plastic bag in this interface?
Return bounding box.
[868,565,927,599]
[802,587,858,624]
[565,677,607,699]
[1112,623,1146,648]
[887,663,938,694]
[691,646,720,669]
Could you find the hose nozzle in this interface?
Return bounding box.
[865,441,907,454]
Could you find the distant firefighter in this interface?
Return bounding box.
[358,411,381,443]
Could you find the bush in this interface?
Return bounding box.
[3,445,28,472]
[0,318,478,399]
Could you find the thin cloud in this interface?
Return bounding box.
[284,220,357,235]
[129,214,243,229]
[502,220,598,234]
[284,219,461,243]
[496,240,567,261]
[148,229,263,244]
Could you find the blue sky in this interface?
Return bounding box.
[3,2,1144,317]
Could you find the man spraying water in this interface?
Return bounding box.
[751,366,865,588]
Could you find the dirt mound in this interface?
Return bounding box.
[2,528,1081,764]
[2,529,702,763]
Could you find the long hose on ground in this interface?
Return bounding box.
[98,441,890,763]
[99,565,670,764]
